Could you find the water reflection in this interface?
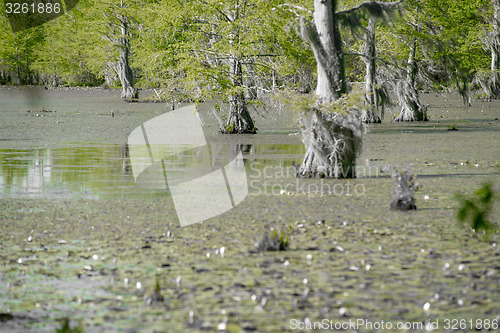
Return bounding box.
[0,143,304,199]
[0,144,132,199]
[127,104,255,226]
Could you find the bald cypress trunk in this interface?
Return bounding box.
[394,38,427,121]
[297,0,361,179]
[115,18,138,101]
[300,0,346,103]
[221,57,256,134]
[475,0,500,99]
[488,0,500,99]
[298,109,361,178]
[361,17,382,123]
[492,0,500,72]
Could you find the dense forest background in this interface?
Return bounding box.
[0,0,497,103]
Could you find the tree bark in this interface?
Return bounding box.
[492,0,500,71]
[297,109,361,178]
[476,0,500,99]
[221,57,256,134]
[489,0,500,98]
[114,17,138,100]
[394,38,427,121]
[361,17,381,123]
[296,0,363,178]
[300,0,346,103]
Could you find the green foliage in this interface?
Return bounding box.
[144,276,164,306]
[380,0,491,95]
[255,221,293,252]
[225,122,235,133]
[456,182,496,237]
[55,318,85,333]
[319,88,366,115]
[0,0,495,100]
[337,0,403,34]
[0,15,45,84]
[154,276,161,293]
[274,88,366,116]
[137,0,289,102]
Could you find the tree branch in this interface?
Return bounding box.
[197,0,233,23]
[336,1,402,19]
[299,17,328,73]
[344,51,398,67]
[278,4,313,16]
[185,49,231,58]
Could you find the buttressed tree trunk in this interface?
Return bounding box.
[115,17,138,100]
[361,17,381,123]
[298,109,362,178]
[297,0,362,179]
[394,38,427,121]
[222,57,256,134]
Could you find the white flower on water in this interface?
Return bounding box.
[423,302,431,311]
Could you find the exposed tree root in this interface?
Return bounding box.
[360,107,382,123]
[475,70,500,100]
[297,108,363,179]
[394,80,427,122]
[220,96,256,134]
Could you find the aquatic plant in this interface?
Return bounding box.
[390,167,419,210]
[144,276,164,306]
[25,107,55,114]
[56,318,85,333]
[255,221,293,252]
[456,182,496,237]
[0,313,14,322]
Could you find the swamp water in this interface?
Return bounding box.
[0,87,499,332]
[0,143,305,200]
